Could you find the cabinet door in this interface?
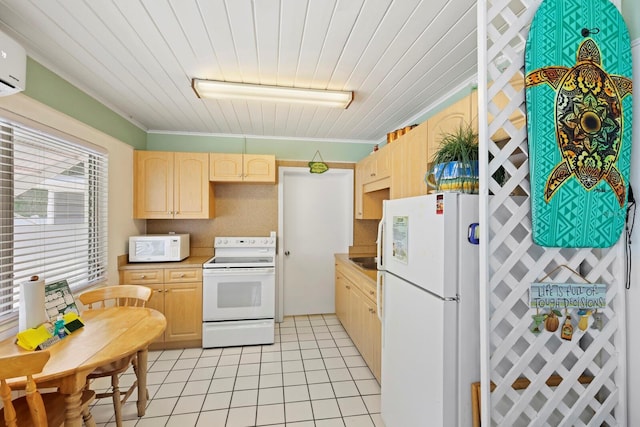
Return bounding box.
[375,145,391,180]
[243,154,276,182]
[164,282,202,343]
[133,151,174,219]
[174,152,214,219]
[359,155,376,185]
[354,156,385,220]
[335,270,351,331]
[143,283,165,343]
[426,96,472,163]
[404,123,430,198]
[362,295,382,382]
[209,153,243,181]
[390,141,405,199]
[348,286,366,352]
[354,165,365,219]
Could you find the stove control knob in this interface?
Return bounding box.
[215,239,221,245]
[223,239,228,244]
[251,239,255,244]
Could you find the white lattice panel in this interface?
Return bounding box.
[478,0,627,425]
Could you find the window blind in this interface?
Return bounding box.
[0,118,108,323]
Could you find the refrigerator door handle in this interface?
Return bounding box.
[376,218,384,269]
[376,271,383,321]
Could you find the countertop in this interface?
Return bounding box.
[335,253,377,281]
[119,256,211,270]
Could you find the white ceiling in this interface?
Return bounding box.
[0,0,478,144]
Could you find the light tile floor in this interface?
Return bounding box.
[90,314,385,427]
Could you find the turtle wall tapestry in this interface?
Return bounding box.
[525,0,633,248]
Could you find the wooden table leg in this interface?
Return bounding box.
[63,390,84,427]
[136,348,149,416]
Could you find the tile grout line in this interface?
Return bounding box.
[116,314,379,427]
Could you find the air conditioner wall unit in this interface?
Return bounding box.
[0,29,26,97]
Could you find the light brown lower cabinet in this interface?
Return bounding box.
[120,267,203,350]
[335,257,382,382]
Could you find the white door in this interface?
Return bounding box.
[278,167,353,318]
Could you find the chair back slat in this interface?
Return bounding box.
[0,352,50,427]
[78,285,152,309]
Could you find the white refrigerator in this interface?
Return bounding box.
[377,193,480,427]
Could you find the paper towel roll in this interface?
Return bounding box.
[18,276,47,331]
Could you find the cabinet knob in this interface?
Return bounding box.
[369,290,375,295]
[140,275,146,279]
[369,308,375,314]
[346,285,351,290]
[284,251,290,256]
[179,273,185,278]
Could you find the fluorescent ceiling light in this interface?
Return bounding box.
[192,79,353,109]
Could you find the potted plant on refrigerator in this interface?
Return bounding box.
[425,123,479,193]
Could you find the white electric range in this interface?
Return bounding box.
[202,232,276,348]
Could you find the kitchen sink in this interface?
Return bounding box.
[349,256,378,271]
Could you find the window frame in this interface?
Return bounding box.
[0,116,108,325]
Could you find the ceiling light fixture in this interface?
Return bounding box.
[191,79,353,109]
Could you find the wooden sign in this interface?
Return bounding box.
[529,283,606,309]
[308,150,329,174]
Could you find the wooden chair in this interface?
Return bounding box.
[78,285,152,427]
[78,284,152,309]
[0,351,95,427]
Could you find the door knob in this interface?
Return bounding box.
[284,251,290,256]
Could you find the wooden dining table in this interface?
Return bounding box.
[0,306,166,426]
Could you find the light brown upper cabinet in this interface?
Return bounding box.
[134,151,214,219]
[355,147,392,219]
[426,96,474,164]
[209,153,276,183]
[358,145,391,191]
[390,122,430,199]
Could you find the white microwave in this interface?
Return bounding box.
[128,234,190,262]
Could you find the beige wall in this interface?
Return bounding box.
[0,94,145,287]
[147,183,279,256]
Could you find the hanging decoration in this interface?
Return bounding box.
[529,265,606,310]
[308,150,329,174]
[524,0,633,248]
[528,265,607,336]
